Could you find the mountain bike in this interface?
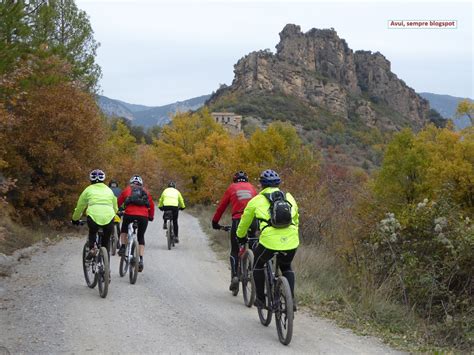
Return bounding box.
[164,210,176,250]
[119,219,139,284]
[220,225,256,307]
[80,221,110,298]
[257,251,294,345]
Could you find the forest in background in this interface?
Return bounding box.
[0,0,473,351]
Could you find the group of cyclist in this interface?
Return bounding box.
[72,167,299,311]
[72,170,185,273]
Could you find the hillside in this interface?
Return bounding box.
[97,94,210,127]
[419,92,472,129]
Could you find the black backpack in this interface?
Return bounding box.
[125,185,150,207]
[261,190,293,230]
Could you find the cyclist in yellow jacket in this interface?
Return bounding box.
[72,169,118,259]
[236,169,299,309]
[158,181,186,242]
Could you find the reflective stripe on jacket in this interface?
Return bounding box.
[236,187,299,250]
[212,182,257,222]
[72,183,118,225]
[158,187,185,208]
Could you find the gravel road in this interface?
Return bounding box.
[0,211,402,354]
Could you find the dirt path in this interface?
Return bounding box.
[0,212,402,354]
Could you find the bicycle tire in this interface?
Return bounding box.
[129,240,138,284]
[167,220,172,250]
[275,276,294,345]
[97,247,109,299]
[82,242,97,288]
[111,234,117,256]
[242,250,256,307]
[257,266,273,326]
[119,245,128,277]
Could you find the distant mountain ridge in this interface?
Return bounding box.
[96,94,211,127]
[419,92,472,130]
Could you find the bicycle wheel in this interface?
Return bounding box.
[82,242,97,288]
[166,220,172,250]
[129,240,138,284]
[97,247,109,299]
[119,243,128,277]
[111,234,117,256]
[242,250,256,307]
[257,267,273,326]
[275,276,294,345]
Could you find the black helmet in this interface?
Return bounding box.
[89,169,106,183]
[168,181,176,188]
[259,169,281,187]
[108,179,118,188]
[233,171,248,183]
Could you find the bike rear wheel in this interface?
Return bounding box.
[275,276,294,345]
[129,240,138,284]
[257,268,273,326]
[97,247,109,299]
[110,233,117,256]
[166,220,172,250]
[242,250,256,307]
[82,242,97,288]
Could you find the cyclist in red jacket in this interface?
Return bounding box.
[212,171,258,292]
[117,175,155,272]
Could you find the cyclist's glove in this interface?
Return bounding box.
[71,219,80,226]
[159,207,164,211]
[212,221,221,230]
[148,217,154,222]
[179,207,185,211]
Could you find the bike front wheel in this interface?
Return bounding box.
[257,269,272,326]
[97,247,109,299]
[119,246,128,277]
[275,276,294,345]
[242,250,256,307]
[129,240,138,284]
[82,242,97,288]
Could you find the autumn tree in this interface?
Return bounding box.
[0,55,107,223]
[456,99,474,125]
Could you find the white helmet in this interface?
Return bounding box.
[129,175,143,186]
[89,169,106,183]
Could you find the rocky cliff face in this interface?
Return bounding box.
[211,24,430,130]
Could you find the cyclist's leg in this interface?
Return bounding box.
[101,219,114,258]
[277,249,297,298]
[253,243,274,304]
[230,219,240,277]
[172,207,179,238]
[136,215,148,257]
[86,216,99,249]
[119,215,132,255]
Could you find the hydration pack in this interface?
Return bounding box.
[125,185,150,207]
[262,190,293,229]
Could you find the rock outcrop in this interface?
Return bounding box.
[210,24,430,130]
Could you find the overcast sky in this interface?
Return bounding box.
[77,0,473,106]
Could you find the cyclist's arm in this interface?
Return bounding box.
[158,192,165,208]
[178,191,185,209]
[287,192,299,226]
[72,189,88,221]
[113,195,118,214]
[236,199,256,239]
[148,194,155,218]
[212,187,231,223]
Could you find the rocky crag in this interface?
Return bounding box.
[209,24,433,132]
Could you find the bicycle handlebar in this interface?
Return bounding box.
[220,225,231,232]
